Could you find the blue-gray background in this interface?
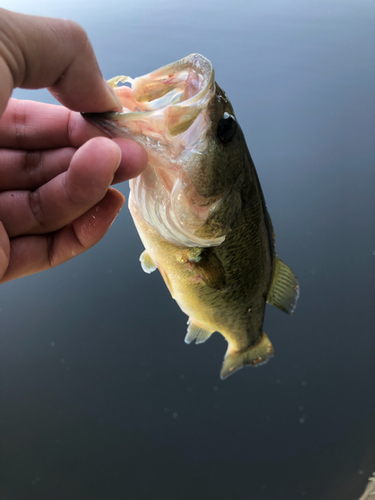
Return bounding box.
[1,1,374,499]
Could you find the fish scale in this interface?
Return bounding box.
[83,54,299,379]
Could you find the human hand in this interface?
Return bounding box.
[0,9,147,283]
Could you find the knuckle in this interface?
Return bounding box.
[46,234,55,268]
[24,150,44,189]
[13,99,26,149]
[65,20,90,49]
[28,189,48,232]
[0,12,26,88]
[66,109,78,145]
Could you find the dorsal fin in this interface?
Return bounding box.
[267,256,299,315]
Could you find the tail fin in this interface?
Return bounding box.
[220,332,274,380]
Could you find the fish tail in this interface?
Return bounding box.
[220,332,274,380]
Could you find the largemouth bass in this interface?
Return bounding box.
[83,54,299,379]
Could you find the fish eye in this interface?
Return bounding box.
[217,112,238,143]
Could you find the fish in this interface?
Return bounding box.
[83,54,299,379]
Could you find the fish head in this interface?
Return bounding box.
[83,54,246,247]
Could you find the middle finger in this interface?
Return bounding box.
[0,137,122,238]
[0,147,76,191]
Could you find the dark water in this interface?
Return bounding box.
[1,1,374,499]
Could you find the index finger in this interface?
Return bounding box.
[0,99,106,149]
[0,8,122,116]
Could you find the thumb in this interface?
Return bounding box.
[0,8,123,115]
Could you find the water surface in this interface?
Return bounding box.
[1,1,374,499]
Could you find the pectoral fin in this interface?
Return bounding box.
[220,332,274,380]
[190,248,226,291]
[267,256,299,315]
[184,318,214,344]
[139,250,157,274]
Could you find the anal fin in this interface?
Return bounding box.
[220,332,274,380]
[185,318,213,345]
[267,256,299,314]
[139,250,157,274]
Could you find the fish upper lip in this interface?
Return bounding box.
[83,54,215,140]
[112,53,214,108]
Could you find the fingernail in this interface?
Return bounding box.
[104,80,124,111]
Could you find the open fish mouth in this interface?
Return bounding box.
[83,54,215,146]
[83,54,227,248]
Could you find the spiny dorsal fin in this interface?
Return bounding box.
[139,250,157,274]
[267,256,299,315]
[190,248,226,291]
[184,318,214,344]
[220,332,274,380]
